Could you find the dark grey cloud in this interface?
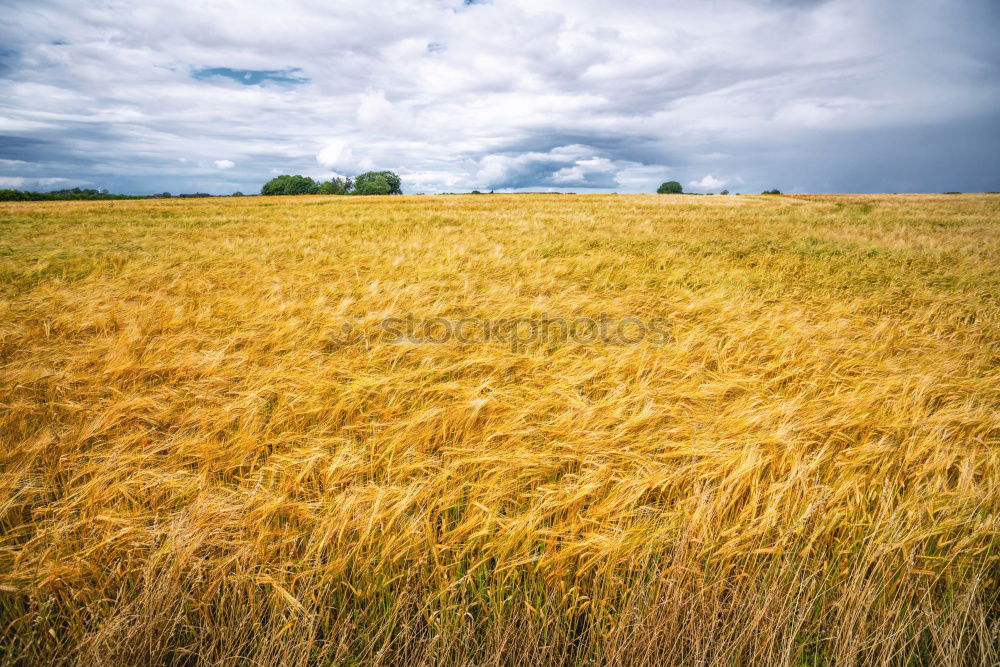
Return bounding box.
[0,136,52,161]
[0,49,19,78]
[0,0,998,194]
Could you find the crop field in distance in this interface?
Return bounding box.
[1,193,998,665]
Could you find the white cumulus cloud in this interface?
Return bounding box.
[214,159,235,169]
[688,175,726,190]
[316,140,372,174]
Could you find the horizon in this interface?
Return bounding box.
[5,189,1000,198]
[2,0,999,196]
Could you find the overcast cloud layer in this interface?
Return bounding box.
[1,0,998,194]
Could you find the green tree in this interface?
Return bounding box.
[383,171,402,195]
[260,175,320,195]
[319,177,353,195]
[354,170,401,195]
[657,181,683,194]
[353,173,391,196]
[261,175,289,195]
[285,175,319,195]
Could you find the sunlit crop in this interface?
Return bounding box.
[1,193,998,665]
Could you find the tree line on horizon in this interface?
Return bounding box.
[261,171,403,196]
[0,187,241,201]
[0,187,157,201]
[0,178,798,202]
[657,180,781,195]
[0,171,406,201]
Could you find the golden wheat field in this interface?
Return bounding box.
[1,193,998,665]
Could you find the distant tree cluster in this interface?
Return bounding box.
[353,171,402,196]
[319,178,352,195]
[657,181,683,194]
[0,188,249,201]
[261,175,323,196]
[0,187,146,201]
[656,181,778,196]
[261,171,402,196]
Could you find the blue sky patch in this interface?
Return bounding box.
[192,67,309,86]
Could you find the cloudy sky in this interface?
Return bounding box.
[1,0,998,194]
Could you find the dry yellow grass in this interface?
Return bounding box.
[1,193,998,665]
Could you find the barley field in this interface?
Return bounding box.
[1,193,998,665]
